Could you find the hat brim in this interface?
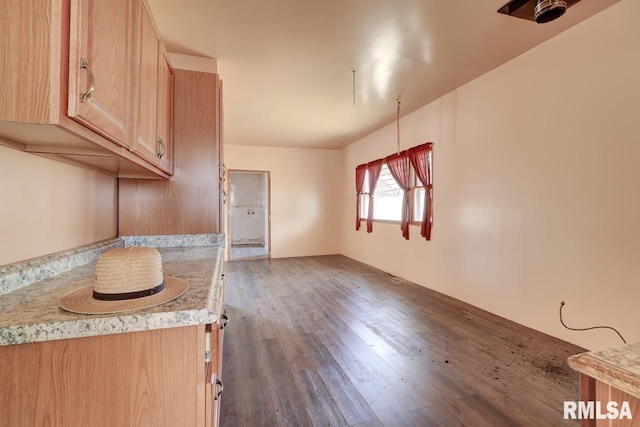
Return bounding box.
[58,277,189,315]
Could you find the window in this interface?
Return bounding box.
[413,187,426,222]
[359,170,370,219]
[354,142,433,240]
[372,164,403,221]
[410,167,425,223]
[359,165,403,221]
[408,144,433,240]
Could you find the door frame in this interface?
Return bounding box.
[226,169,271,261]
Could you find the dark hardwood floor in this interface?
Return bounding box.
[220,255,584,427]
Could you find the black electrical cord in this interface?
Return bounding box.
[559,301,627,344]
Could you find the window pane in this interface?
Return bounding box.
[410,166,418,187]
[413,187,425,222]
[373,164,402,221]
[362,170,370,193]
[360,194,369,218]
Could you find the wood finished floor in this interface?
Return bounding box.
[220,255,584,427]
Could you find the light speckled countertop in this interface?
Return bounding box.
[568,343,640,399]
[0,245,224,346]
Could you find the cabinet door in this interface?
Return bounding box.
[131,0,161,164]
[213,295,227,426]
[157,49,174,174]
[208,328,225,427]
[218,81,225,231]
[214,322,226,426]
[118,71,223,236]
[0,326,204,426]
[68,0,134,147]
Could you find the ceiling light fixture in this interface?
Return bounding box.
[498,0,576,23]
[534,0,567,23]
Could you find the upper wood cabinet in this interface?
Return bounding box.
[67,0,135,148]
[131,0,161,164]
[0,0,172,179]
[157,49,175,174]
[119,71,222,236]
[131,0,174,174]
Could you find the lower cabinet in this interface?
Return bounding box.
[576,374,640,427]
[205,310,227,427]
[0,324,225,427]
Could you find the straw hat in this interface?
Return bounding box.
[58,247,188,314]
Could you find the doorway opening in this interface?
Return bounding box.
[228,170,270,260]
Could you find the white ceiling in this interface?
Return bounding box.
[147,0,619,149]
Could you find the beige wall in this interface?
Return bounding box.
[0,145,117,266]
[340,0,640,351]
[225,145,341,258]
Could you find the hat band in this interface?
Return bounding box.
[92,282,166,302]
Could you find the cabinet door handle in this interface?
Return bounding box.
[157,137,166,159]
[219,304,229,329]
[80,58,95,103]
[220,312,229,330]
[214,379,224,400]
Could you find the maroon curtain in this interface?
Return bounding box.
[366,159,384,233]
[355,164,367,230]
[409,143,433,240]
[385,151,411,239]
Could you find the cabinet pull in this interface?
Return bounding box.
[219,313,229,329]
[204,329,211,362]
[80,58,95,102]
[219,305,229,330]
[214,379,224,400]
[157,137,166,159]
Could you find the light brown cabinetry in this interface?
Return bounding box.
[0,0,172,179]
[119,70,223,235]
[205,307,227,427]
[0,324,223,427]
[575,375,640,427]
[130,0,174,174]
[569,347,640,427]
[131,0,160,162]
[67,0,135,147]
[157,50,175,174]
